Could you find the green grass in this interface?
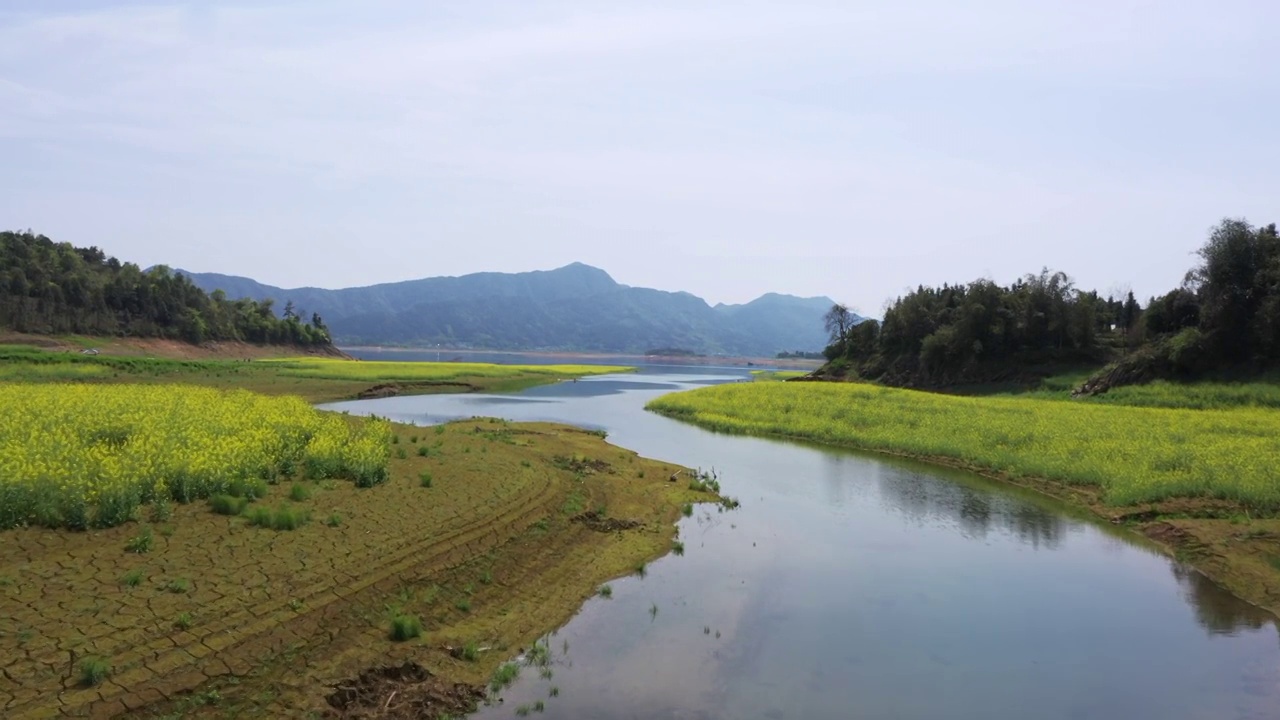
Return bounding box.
[149,497,173,522]
[124,526,154,554]
[416,445,430,457]
[597,584,613,598]
[325,512,343,527]
[175,612,193,630]
[419,471,433,488]
[460,640,480,662]
[165,578,191,594]
[258,358,632,383]
[649,380,1280,511]
[246,505,309,531]
[672,540,685,556]
[288,483,312,502]
[562,490,585,516]
[389,614,422,641]
[120,568,146,587]
[750,369,807,381]
[209,494,248,516]
[490,662,520,692]
[77,657,111,687]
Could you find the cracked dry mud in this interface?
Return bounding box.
[0,419,701,719]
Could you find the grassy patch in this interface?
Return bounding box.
[597,584,613,598]
[419,471,433,488]
[490,662,520,692]
[288,483,312,502]
[389,614,423,641]
[165,578,192,594]
[175,612,193,630]
[78,657,111,687]
[209,494,248,516]
[120,568,145,587]
[246,504,309,531]
[124,526,154,554]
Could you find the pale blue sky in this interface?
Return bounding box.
[2,1,1276,312]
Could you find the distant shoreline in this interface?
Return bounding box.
[341,346,824,370]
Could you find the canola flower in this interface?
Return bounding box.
[0,384,390,530]
[648,382,1280,511]
[262,358,631,382]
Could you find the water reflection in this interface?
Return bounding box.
[873,461,1066,549]
[327,370,1280,720]
[1172,563,1278,637]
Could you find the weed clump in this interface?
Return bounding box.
[78,657,111,687]
[419,471,433,488]
[124,526,153,554]
[288,483,311,502]
[597,584,613,598]
[389,614,422,641]
[209,494,247,516]
[247,504,309,531]
[490,662,520,692]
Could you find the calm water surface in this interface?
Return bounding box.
[323,370,1280,720]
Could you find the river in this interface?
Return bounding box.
[322,368,1280,720]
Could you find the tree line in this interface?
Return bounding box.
[0,231,332,347]
[823,218,1280,386]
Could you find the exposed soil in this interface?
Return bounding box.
[0,419,710,719]
[326,662,485,719]
[571,511,644,533]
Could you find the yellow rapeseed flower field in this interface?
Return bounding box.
[0,384,390,530]
[648,382,1280,510]
[263,358,631,382]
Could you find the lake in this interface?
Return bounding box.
[322,369,1280,720]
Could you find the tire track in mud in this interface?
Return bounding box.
[7,465,566,719]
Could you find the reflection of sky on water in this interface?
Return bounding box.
[327,370,1280,720]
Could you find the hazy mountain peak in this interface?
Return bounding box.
[181,264,832,355]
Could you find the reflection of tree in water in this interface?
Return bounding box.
[1171,563,1277,637]
[877,467,1064,549]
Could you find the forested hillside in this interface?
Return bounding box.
[0,231,332,347]
[820,218,1280,389]
[182,263,837,355]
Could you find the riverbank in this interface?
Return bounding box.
[0,344,630,403]
[0,414,712,718]
[647,381,1280,620]
[0,349,709,717]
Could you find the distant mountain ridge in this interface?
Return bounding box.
[178,263,842,356]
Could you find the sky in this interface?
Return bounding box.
[1,1,1277,314]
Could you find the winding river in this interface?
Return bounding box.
[324,367,1280,720]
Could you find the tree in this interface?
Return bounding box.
[823,303,854,344]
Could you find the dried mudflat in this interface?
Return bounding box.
[1,419,701,719]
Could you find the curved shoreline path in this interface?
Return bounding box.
[329,368,1280,720]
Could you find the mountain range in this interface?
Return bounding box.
[179,263,840,356]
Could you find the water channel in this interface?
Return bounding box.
[323,368,1280,720]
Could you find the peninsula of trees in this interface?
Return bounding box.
[0,231,332,347]
[820,218,1280,389]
